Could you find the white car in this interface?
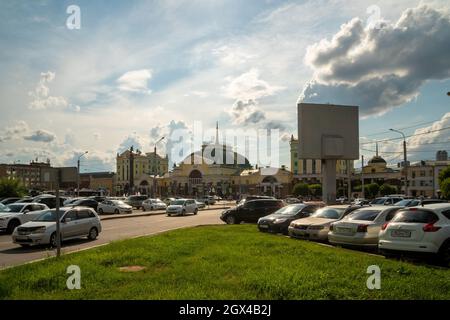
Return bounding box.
[97,200,132,214]
[166,199,198,216]
[142,198,167,211]
[379,203,450,263]
[328,206,402,248]
[12,207,102,247]
[0,202,49,234]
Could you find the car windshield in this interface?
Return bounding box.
[370,198,386,204]
[0,203,6,211]
[33,209,68,222]
[274,204,306,215]
[347,209,382,221]
[4,204,24,212]
[112,200,126,206]
[171,200,185,205]
[394,199,418,206]
[312,208,345,219]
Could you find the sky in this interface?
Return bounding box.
[0,0,449,173]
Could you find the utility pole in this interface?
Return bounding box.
[152,137,165,198]
[55,169,61,257]
[129,146,134,195]
[347,160,352,200]
[361,155,365,199]
[77,151,88,197]
[390,129,408,196]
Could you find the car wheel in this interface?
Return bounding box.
[114,209,119,214]
[182,210,186,216]
[167,213,171,217]
[438,239,450,266]
[98,208,103,214]
[20,244,30,248]
[194,208,198,215]
[142,207,146,212]
[49,232,58,248]
[226,215,237,225]
[88,227,98,240]
[7,219,21,234]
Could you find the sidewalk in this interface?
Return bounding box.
[100,204,232,221]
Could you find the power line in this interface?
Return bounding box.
[360,126,450,146]
[362,118,442,138]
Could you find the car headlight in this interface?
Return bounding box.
[308,225,324,230]
[32,226,46,234]
[274,218,287,224]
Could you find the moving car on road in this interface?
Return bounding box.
[257,203,319,234]
[98,199,132,214]
[142,198,167,211]
[288,205,350,241]
[328,206,402,248]
[379,204,450,264]
[0,203,49,234]
[12,207,102,247]
[166,199,198,216]
[221,199,284,224]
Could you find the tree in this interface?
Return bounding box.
[440,177,450,200]
[0,178,27,198]
[292,183,309,197]
[379,184,397,196]
[308,184,322,197]
[365,183,380,199]
[438,166,450,185]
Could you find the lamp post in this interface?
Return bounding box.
[77,151,88,197]
[152,137,165,198]
[390,128,408,196]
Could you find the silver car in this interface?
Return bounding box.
[142,198,167,211]
[166,199,198,216]
[12,207,102,247]
[98,199,132,214]
[328,205,402,248]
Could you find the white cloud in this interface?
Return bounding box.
[28,71,68,110]
[117,69,152,94]
[223,68,284,101]
[0,120,29,142]
[300,5,450,116]
[407,113,450,152]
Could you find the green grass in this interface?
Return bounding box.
[0,225,449,299]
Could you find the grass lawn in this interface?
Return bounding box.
[0,224,449,299]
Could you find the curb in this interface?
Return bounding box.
[100,206,231,221]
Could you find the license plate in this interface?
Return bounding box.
[391,230,411,238]
[259,224,269,229]
[337,227,353,234]
[15,236,28,240]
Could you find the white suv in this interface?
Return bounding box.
[166,199,198,216]
[0,202,49,234]
[379,203,450,264]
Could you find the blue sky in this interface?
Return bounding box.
[0,0,449,172]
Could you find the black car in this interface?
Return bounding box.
[221,199,284,224]
[236,195,275,205]
[33,196,67,209]
[257,203,320,234]
[70,198,99,212]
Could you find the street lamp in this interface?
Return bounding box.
[77,151,88,197]
[152,137,165,197]
[447,92,450,96]
[389,129,408,196]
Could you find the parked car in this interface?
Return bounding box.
[195,200,206,209]
[379,204,450,264]
[197,196,216,205]
[236,195,275,205]
[328,205,403,248]
[393,198,447,207]
[288,205,351,241]
[69,198,99,212]
[142,198,167,211]
[163,197,177,205]
[63,197,82,206]
[32,195,67,209]
[0,197,22,205]
[12,207,102,247]
[257,203,320,234]
[89,196,106,203]
[0,203,49,234]
[352,198,370,205]
[221,199,284,224]
[14,197,34,203]
[370,197,404,206]
[97,199,132,214]
[0,203,6,211]
[126,195,148,209]
[284,198,302,204]
[166,199,198,216]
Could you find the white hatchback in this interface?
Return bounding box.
[97,200,132,214]
[166,199,198,216]
[379,203,450,263]
[142,199,167,211]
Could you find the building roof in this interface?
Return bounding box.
[368,155,387,164]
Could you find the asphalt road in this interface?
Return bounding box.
[0,208,225,269]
